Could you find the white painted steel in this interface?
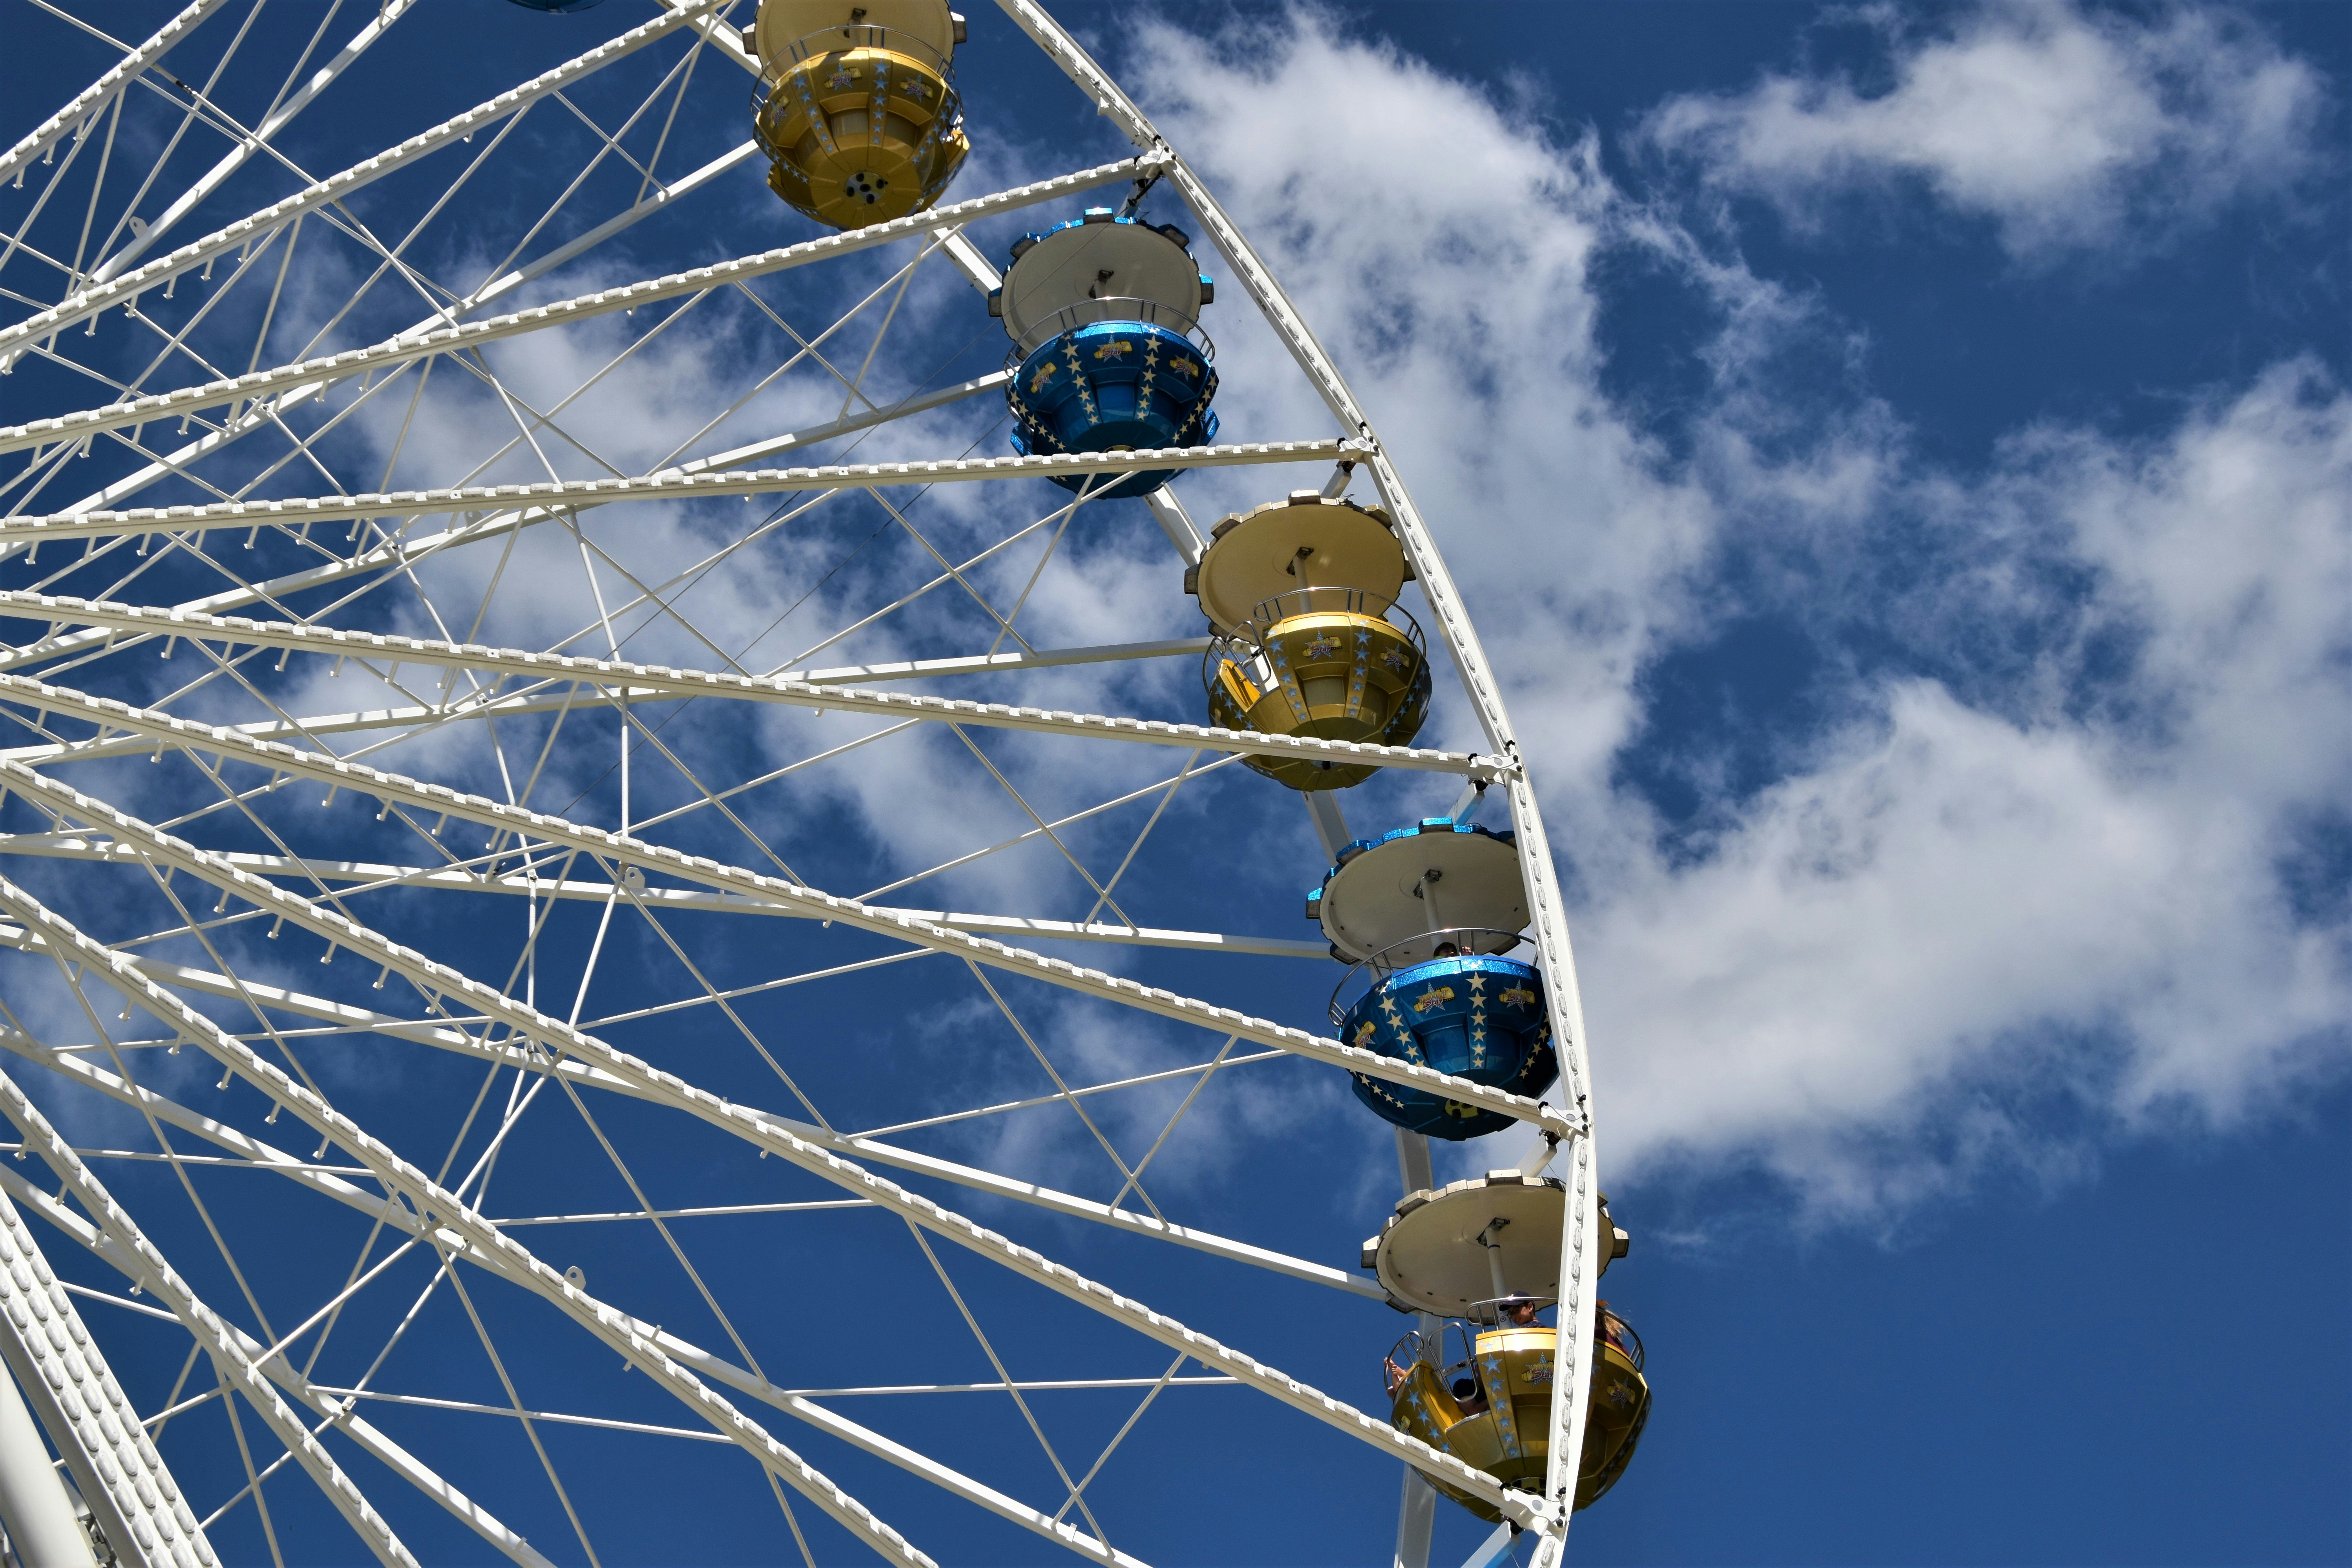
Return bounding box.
[0,136,770,554]
[0,597,1495,778]
[0,1083,398,1565]
[0,0,236,190]
[0,158,1160,454]
[0,0,734,360]
[0,439,1366,539]
[0,873,1537,1527]
[0,737,1565,1132]
[0,0,1611,1555]
[83,0,427,284]
[0,1163,559,1568]
[994,1,1606,1552]
[0,1342,103,1568]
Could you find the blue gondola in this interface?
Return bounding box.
[995,209,1219,500]
[1316,816,1551,1138]
[1332,948,1557,1139]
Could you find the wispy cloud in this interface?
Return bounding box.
[1114,5,2349,1221]
[1639,0,2330,260]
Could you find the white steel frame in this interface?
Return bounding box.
[0,1,1607,1561]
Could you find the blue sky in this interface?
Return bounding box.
[0,2,2345,1564]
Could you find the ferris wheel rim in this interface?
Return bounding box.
[0,1,1608,1562]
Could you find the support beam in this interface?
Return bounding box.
[0,0,236,189]
[5,139,767,551]
[0,1073,1141,1568]
[0,869,1534,1524]
[0,837,1328,958]
[0,1163,558,1568]
[0,0,735,360]
[1,152,1161,441]
[0,602,1494,780]
[0,895,943,1568]
[0,945,1375,1307]
[0,684,1557,1130]
[1142,487,1203,568]
[0,1188,204,1568]
[88,0,426,285]
[772,635,1211,687]
[0,1077,414,1566]
[0,439,1364,540]
[1304,793,1351,863]
[0,371,1007,672]
[933,228,1002,293]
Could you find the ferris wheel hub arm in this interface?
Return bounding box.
[0,688,1553,1135]
[0,0,238,190]
[0,439,1363,535]
[0,593,1503,779]
[0,0,736,362]
[0,1065,416,1566]
[0,155,1161,452]
[7,852,1526,1526]
[0,878,946,1568]
[0,1159,558,1568]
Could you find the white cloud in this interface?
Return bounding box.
[1116,7,2348,1221]
[1641,1,2328,258]
[32,2,2333,1237]
[1576,361,2350,1217]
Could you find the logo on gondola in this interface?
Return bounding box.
[1499,986,1537,1008]
[1168,356,1201,379]
[1353,1019,1378,1047]
[1604,1379,1632,1407]
[1381,646,1412,671]
[828,69,857,89]
[1301,635,1340,659]
[1091,338,1134,361]
[1526,1360,1554,1385]
[1028,362,1059,395]
[1411,987,1455,1014]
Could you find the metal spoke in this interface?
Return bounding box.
[900,1220,1113,1548]
[0,4,1611,1555]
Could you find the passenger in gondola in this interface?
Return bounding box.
[1432,941,1459,958]
[1597,1301,1628,1354]
[1450,1374,1488,1417]
[1501,1295,1541,1328]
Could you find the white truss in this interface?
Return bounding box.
[0,1185,216,1567]
[0,0,1616,1558]
[0,0,237,190]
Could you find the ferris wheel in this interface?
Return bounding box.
[0,2,1646,1564]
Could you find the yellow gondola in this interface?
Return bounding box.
[1365,1174,1646,1517]
[1191,492,1430,790]
[1387,1305,1649,1519]
[750,1,969,230]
